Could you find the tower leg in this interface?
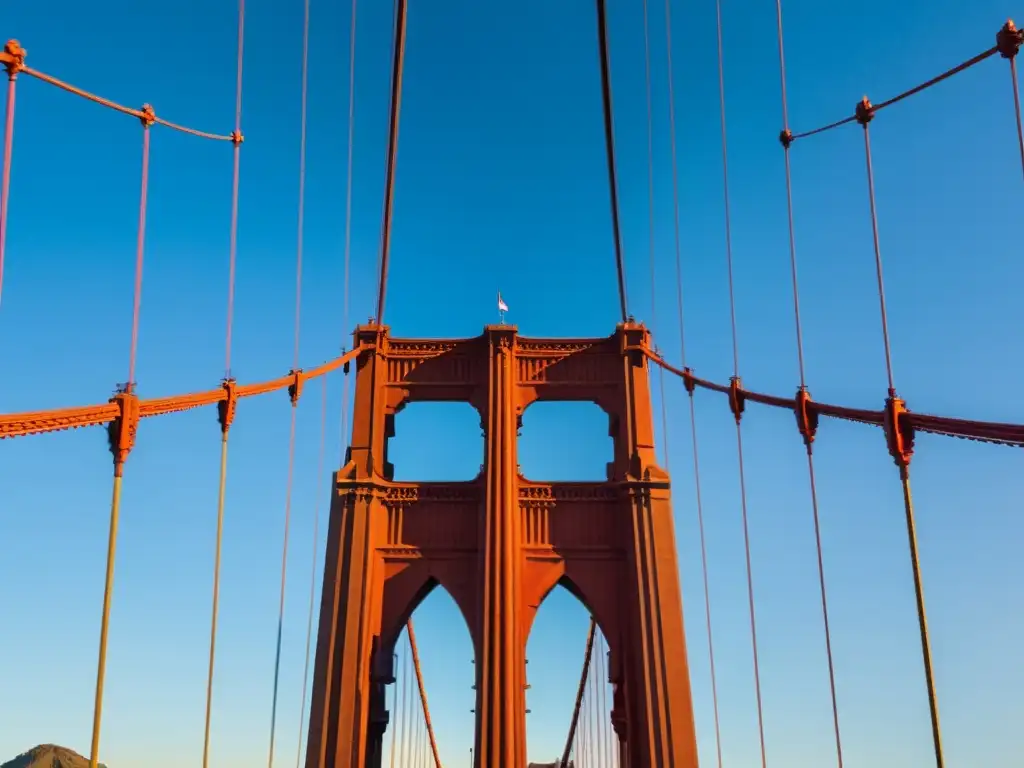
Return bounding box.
[474,328,526,768]
[306,486,380,768]
[621,478,699,768]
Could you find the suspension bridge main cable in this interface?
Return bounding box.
[772,2,845,766]
[711,0,768,765]
[374,0,407,326]
[594,0,629,322]
[267,0,312,763]
[659,0,724,764]
[202,2,247,766]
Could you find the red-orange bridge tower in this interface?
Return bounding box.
[306,322,697,768]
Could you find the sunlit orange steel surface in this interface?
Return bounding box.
[305,322,699,768]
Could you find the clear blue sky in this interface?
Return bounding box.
[1,0,1022,766]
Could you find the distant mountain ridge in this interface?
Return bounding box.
[1,744,106,768]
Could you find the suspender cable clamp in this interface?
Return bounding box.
[1,40,25,78]
[218,378,238,436]
[997,20,1023,58]
[855,96,875,126]
[107,390,140,478]
[288,369,305,406]
[728,376,746,424]
[884,394,916,469]
[795,387,819,448]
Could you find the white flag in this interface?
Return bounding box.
[497,293,509,313]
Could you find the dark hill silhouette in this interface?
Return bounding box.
[1,744,106,768]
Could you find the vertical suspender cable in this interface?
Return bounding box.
[712,0,768,765]
[267,0,311,763]
[202,4,246,765]
[296,377,329,768]
[594,0,629,322]
[594,633,607,768]
[640,0,671,468]
[605,635,615,764]
[0,40,23,310]
[388,651,399,768]
[400,637,412,767]
[315,2,357,752]
[661,0,723,764]
[855,96,946,768]
[339,0,358,458]
[772,3,845,766]
[89,106,154,768]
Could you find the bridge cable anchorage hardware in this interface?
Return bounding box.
[794,386,819,448]
[855,96,875,127]
[883,392,916,469]
[997,19,1024,59]
[230,129,244,145]
[728,376,746,424]
[1,39,26,79]
[139,103,156,128]
[106,389,141,477]
[779,128,794,149]
[288,369,306,406]
[681,366,697,396]
[218,378,238,436]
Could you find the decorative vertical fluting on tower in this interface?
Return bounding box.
[474,325,526,768]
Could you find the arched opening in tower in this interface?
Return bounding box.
[387,401,484,481]
[525,581,616,767]
[518,401,613,481]
[383,583,474,768]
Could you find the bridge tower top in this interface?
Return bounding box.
[345,321,660,483]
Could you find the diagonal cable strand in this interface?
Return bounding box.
[790,45,998,142]
[772,2,845,764]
